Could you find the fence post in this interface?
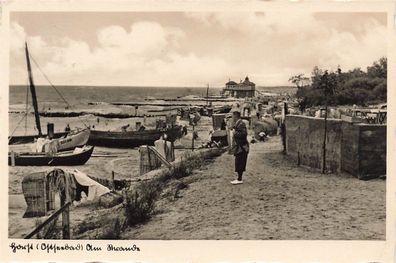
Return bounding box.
[62,204,70,239]
[111,171,115,190]
[60,187,71,239]
[322,105,328,174]
[192,125,195,151]
[10,151,15,167]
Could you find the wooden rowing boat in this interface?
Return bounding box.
[9,146,94,166]
[9,132,68,145]
[88,125,182,148]
[9,128,90,151]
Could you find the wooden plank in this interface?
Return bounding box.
[148,146,172,168]
[24,202,71,239]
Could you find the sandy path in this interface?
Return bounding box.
[121,136,385,240]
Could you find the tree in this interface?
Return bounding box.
[367,57,387,79]
[288,73,310,89]
[293,57,387,107]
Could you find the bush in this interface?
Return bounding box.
[125,180,162,226]
[295,57,387,108]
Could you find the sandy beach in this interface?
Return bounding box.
[8,117,385,239]
[8,115,216,238]
[120,136,385,240]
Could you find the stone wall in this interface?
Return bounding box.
[285,115,386,179]
[285,115,343,172]
[357,124,386,179]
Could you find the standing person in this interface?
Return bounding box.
[230,111,249,185]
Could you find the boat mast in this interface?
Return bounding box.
[25,42,42,136]
[206,83,209,106]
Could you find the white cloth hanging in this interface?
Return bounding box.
[69,169,110,201]
[36,138,46,152]
[154,138,174,162]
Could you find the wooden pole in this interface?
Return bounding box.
[62,203,70,239]
[206,84,209,106]
[192,124,195,151]
[25,84,29,135]
[60,178,70,239]
[10,151,15,167]
[322,105,328,174]
[111,171,115,191]
[25,42,42,136]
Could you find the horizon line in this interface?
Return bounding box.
[9,84,295,88]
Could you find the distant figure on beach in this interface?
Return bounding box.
[65,124,71,132]
[121,124,130,132]
[230,111,249,185]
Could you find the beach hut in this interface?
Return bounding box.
[21,169,62,218]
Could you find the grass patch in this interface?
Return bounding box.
[125,180,162,226]
[124,148,224,226]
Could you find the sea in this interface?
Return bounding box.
[9,85,294,105]
[9,85,223,105]
[8,85,293,135]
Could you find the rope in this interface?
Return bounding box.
[28,53,90,129]
[8,105,33,143]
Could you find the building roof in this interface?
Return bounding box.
[226,80,238,86]
[242,76,255,86]
[225,76,255,87]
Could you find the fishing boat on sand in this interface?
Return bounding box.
[88,125,182,148]
[9,145,94,166]
[9,131,68,145]
[8,42,90,151]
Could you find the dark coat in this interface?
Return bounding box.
[232,119,249,155]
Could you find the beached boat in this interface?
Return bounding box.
[57,128,91,151]
[9,145,94,166]
[8,43,90,150]
[9,128,90,151]
[9,132,69,145]
[88,125,182,148]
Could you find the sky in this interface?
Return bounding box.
[10,12,387,87]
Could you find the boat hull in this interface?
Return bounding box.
[8,146,94,166]
[57,128,90,151]
[9,132,68,145]
[88,125,182,148]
